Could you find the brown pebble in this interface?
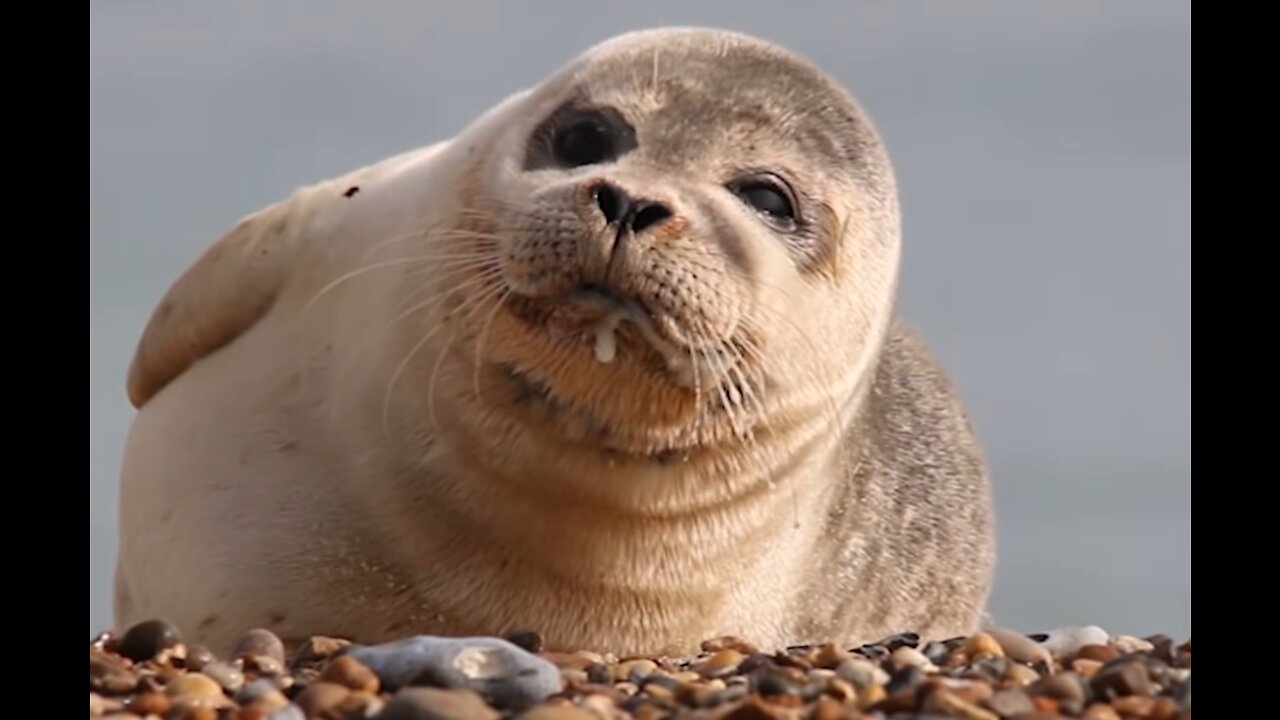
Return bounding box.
[720,695,794,720]
[1082,703,1123,720]
[1032,695,1060,713]
[963,632,1005,659]
[615,658,657,682]
[983,687,1035,717]
[807,696,846,720]
[1071,658,1103,677]
[232,628,286,665]
[923,687,1000,720]
[320,654,381,693]
[378,686,499,720]
[824,676,857,702]
[240,653,285,677]
[1031,671,1087,703]
[856,683,887,709]
[184,645,215,671]
[1112,695,1157,716]
[701,635,761,654]
[126,692,170,716]
[944,679,994,704]
[812,643,848,669]
[337,690,384,717]
[90,652,139,695]
[1004,663,1041,686]
[1076,643,1120,662]
[294,681,351,717]
[580,693,618,719]
[293,635,351,666]
[517,703,599,719]
[201,660,245,692]
[165,673,224,700]
[696,648,745,678]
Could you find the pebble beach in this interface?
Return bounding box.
[89,620,1191,719]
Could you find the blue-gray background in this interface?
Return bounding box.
[90,1,1191,640]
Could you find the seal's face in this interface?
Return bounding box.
[442,29,900,456]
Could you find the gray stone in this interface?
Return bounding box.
[345,635,561,709]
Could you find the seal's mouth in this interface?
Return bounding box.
[504,284,696,386]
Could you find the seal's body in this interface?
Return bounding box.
[114,27,995,657]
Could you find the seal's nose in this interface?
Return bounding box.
[593,182,673,234]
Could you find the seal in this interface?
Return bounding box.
[113,26,996,658]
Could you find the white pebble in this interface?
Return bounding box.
[1038,625,1110,656]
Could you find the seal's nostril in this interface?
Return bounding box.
[593,183,625,225]
[631,202,673,233]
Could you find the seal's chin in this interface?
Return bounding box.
[503,285,697,387]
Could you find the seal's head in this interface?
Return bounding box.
[429,28,901,458]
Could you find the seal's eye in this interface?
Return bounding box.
[553,118,614,168]
[729,175,799,228]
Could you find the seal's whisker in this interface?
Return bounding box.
[380,277,506,437]
[387,264,505,332]
[471,287,514,402]
[306,250,497,311]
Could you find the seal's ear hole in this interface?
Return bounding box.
[523,103,637,171]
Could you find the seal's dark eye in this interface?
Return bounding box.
[553,119,614,168]
[729,175,799,228]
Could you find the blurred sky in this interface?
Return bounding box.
[90,1,1191,639]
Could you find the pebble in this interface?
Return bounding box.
[922,687,1000,720]
[890,645,935,671]
[201,660,245,692]
[1038,625,1110,657]
[1091,657,1153,699]
[118,619,182,662]
[84,625,1191,719]
[293,681,351,716]
[185,645,215,671]
[320,654,381,693]
[233,628,287,665]
[1082,703,1123,720]
[346,635,561,709]
[1030,672,1087,704]
[164,672,225,701]
[984,687,1035,716]
[1111,634,1156,654]
[834,657,889,689]
[984,627,1052,666]
[375,687,498,720]
[266,706,306,720]
[700,636,760,654]
[962,632,1004,659]
[505,630,546,654]
[125,691,170,716]
[694,648,744,678]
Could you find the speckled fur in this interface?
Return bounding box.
[114,27,994,658]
